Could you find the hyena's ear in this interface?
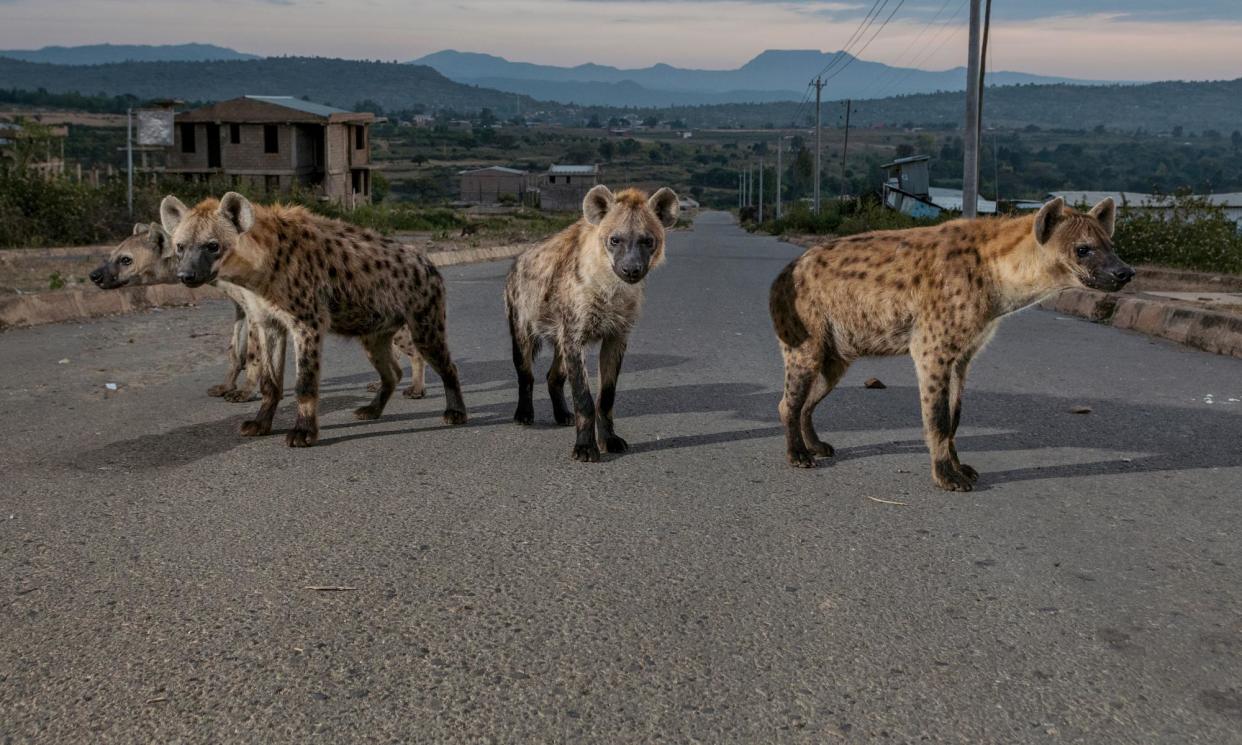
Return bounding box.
[583,184,615,225]
[218,191,255,234]
[132,223,150,236]
[1033,197,1066,245]
[160,195,189,235]
[647,187,679,228]
[147,222,174,258]
[1089,197,1116,237]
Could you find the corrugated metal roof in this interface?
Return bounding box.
[244,95,353,118]
[1047,191,1158,207]
[459,166,527,175]
[881,155,930,168]
[548,164,598,175]
[927,186,997,214]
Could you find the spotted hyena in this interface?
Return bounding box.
[161,192,465,447]
[90,222,427,402]
[506,185,678,462]
[769,197,1134,491]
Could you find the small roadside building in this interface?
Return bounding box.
[458,166,528,205]
[540,164,600,211]
[165,95,375,206]
[881,155,996,217]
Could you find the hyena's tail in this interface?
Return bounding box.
[769,260,810,347]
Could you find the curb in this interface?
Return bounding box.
[0,244,528,332]
[1041,288,1242,359]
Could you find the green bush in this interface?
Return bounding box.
[754,198,945,238]
[1112,194,1242,274]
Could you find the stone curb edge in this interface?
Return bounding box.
[0,244,528,332]
[1040,288,1242,359]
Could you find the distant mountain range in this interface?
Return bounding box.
[408,49,1106,106]
[0,43,259,65]
[0,57,543,115]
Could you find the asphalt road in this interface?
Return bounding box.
[2,212,1241,743]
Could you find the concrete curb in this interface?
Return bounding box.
[0,244,528,332]
[1041,289,1242,359]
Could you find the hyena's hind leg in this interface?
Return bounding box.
[405,290,467,425]
[509,309,539,425]
[800,354,850,458]
[778,342,823,468]
[240,319,287,437]
[209,300,249,398]
[370,326,427,399]
[355,331,402,420]
[546,347,573,426]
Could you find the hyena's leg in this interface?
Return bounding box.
[595,333,629,453]
[947,352,979,483]
[510,310,538,425]
[373,326,427,399]
[240,319,287,437]
[546,347,573,426]
[405,310,468,426]
[286,319,325,448]
[911,334,972,492]
[558,337,599,463]
[800,354,850,458]
[222,313,260,403]
[209,300,248,397]
[355,331,402,420]
[778,342,822,468]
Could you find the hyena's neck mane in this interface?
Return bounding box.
[982,215,1078,314]
[219,203,309,289]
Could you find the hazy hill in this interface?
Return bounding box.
[410,49,1100,105]
[0,56,545,115]
[0,43,259,65]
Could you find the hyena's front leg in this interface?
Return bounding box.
[286,319,324,448]
[240,319,286,437]
[559,337,599,463]
[209,300,248,398]
[222,316,260,403]
[356,331,401,420]
[912,336,972,491]
[596,333,629,453]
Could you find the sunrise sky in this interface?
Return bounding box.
[1,0,1239,81]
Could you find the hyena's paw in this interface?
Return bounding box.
[366,380,382,393]
[514,404,534,425]
[207,384,233,397]
[353,404,384,421]
[443,408,468,426]
[402,385,426,400]
[223,389,257,403]
[786,446,817,469]
[572,442,601,463]
[957,463,980,483]
[601,435,629,454]
[933,460,974,492]
[286,421,319,448]
[240,419,272,437]
[553,411,574,427]
[807,439,835,458]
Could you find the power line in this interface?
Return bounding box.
[820,0,909,85]
[812,0,890,82]
[868,0,970,100]
[863,0,958,97]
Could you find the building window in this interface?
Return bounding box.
[566,177,571,185]
[548,176,556,184]
[355,126,366,150]
[265,175,280,192]
[180,123,196,153]
[263,124,279,154]
[230,124,241,144]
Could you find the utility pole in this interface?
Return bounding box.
[738,171,743,209]
[758,157,764,222]
[126,108,134,218]
[962,0,983,218]
[840,99,852,201]
[776,136,783,220]
[812,76,825,213]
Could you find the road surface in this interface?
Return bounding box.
[2,212,1241,743]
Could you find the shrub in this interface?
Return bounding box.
[1112,193,1242,274]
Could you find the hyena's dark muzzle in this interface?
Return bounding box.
[612,245,651,284]
[176,250,218,288]
[90,263,124,290]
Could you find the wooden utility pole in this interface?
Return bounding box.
[840,99,852,201]
[962,0,983,218]
[812,76,825,213]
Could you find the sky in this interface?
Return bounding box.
[0,0,1239,81]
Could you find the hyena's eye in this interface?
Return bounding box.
[608,236,622,247]
[204,241,221,254]
[176,243,186,255]
[638,237,655,248]
[119,256,133,266]
[1076,245,1093,258]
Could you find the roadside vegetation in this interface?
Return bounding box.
[1113,194,1242,274]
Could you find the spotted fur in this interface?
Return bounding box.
[161,192,464,447]
[506,185,678,462]
[770,197,1134,491]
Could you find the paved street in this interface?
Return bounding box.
[2,211,1241,743]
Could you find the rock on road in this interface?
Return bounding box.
[2,212,1241,743]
